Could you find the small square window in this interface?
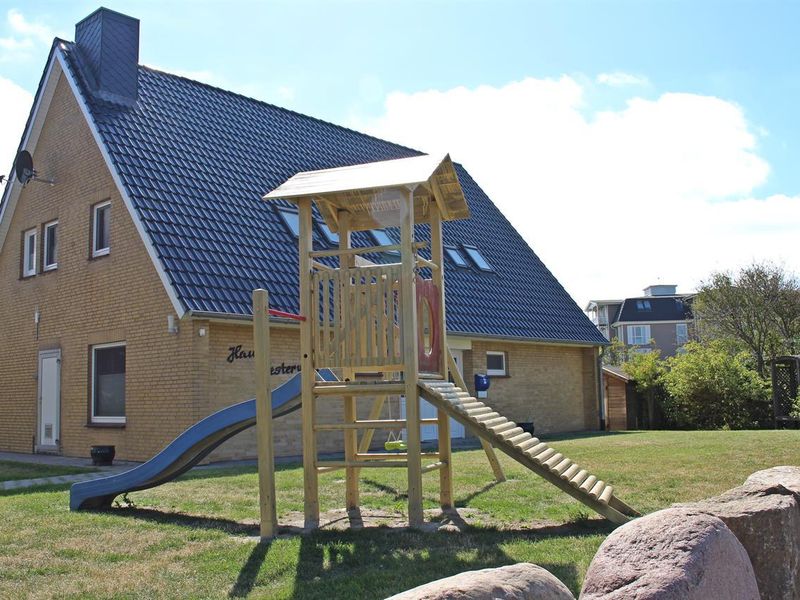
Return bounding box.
[636,299,651,311]
[444,246,468,267]
[92,201,111,257]
[317,220,339,245]
[43,221,58,271]
[277,207,300,237]
[463,245,493,271]
[627,324,651,345]
[91,342,126,424]
[486,351,507,376]
[22,228,37,277]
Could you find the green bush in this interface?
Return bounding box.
[661,341,771,429]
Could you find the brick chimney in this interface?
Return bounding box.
[75,8,139,105]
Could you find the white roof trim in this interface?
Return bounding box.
[0,51,60,253]
[55,48,186,318]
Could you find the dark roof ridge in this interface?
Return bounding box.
[137,61,424,163]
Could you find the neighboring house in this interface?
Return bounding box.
[586,284,693,358]
[0,8,607,462]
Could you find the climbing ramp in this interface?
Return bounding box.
[418,380,640,525]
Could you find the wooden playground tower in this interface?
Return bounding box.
[254,153,638,539]
[262,153,478,531]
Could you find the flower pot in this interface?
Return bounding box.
[90,445,115,466]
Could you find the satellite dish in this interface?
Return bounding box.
[14,150,34,185]
[13,150,54,186]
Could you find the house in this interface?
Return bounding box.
[0,8,607,462]
[586,284,694,358]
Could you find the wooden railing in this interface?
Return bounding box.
[312,264,404,369]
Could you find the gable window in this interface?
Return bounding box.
[91,342,126,424]
[43,220,58,271]
[92,201,111,257]
[486,351,507,376]
[463,245,493,271]
[317,220,339,245]
[627,324,651,346]
[277,207,300,237]
[636,300,651,311]
[676,323,688,345]
[22,228,37,277]
[444,245,468,267]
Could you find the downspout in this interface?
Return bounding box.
[597,348,606,431]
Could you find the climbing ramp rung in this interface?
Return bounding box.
[417,379,640,525]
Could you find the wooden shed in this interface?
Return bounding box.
[602,366,635,430]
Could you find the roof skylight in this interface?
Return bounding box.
[463,245,493,271]
[444,246,468,268]
[370,229,399,254]
[277,207,300,237]
[317,220,339,245]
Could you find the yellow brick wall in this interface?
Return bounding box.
[463,341,600,435]
[0,71,197,461]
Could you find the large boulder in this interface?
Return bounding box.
[580,508,759,599]
[679,477,800,600]
[385,563,575,600]
[745,465,800,495]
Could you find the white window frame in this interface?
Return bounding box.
[43,220,58,271]
[463,245,493,271]
[90,341,126,424]
[486,351,507,376]
[92,201,111,257]
[23,228,37,277]
[627,324,651,346]
[676,322,689,345]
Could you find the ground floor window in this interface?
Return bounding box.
[486,351,507,376]
[91,342,126,424]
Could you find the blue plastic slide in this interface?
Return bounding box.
[70,370,336,510]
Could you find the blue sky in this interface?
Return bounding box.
[1,1,798,305]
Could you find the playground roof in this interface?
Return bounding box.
[28,41,606,345]
[263,154,470,232]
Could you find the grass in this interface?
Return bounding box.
[0,460,95,482]
[0,429,798,598]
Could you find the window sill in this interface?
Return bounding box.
[86,422,126,429]
[90,249,110,261]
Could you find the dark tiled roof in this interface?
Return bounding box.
[616,296,692,323]
[60,42,605,345]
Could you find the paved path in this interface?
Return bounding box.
[1,450,134,492]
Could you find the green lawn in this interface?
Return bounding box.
[0,460,95,482]
[0,430,798,598]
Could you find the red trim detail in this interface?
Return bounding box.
[416,277,442,373]
[268,308,306,322]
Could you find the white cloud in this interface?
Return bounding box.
[0,75,33,176]
[0,9,57,62]
[596,71,650,87]
[352,76,795,308]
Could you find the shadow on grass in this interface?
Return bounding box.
[229,540,272,598]
[289,525,591,599]
[110,506,259,537]
[454,480,502,508]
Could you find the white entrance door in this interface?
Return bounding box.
[402,349,466,442]
[38,350,61,451]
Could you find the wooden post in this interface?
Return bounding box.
[298,198,319,529]
[253,289,277,538]
[401,185,424,527]
[339,211,359,510]
[429,203,453,507]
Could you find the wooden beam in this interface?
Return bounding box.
[402,185,424,528]
[313,382,406,396]
[310,241,428,259]
[339,211,359,511]
[253,289,277,539]
[317,460,409,469]
[298,198,319,529]
[314,418,439,430]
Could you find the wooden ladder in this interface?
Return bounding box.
[417,380,640,525]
